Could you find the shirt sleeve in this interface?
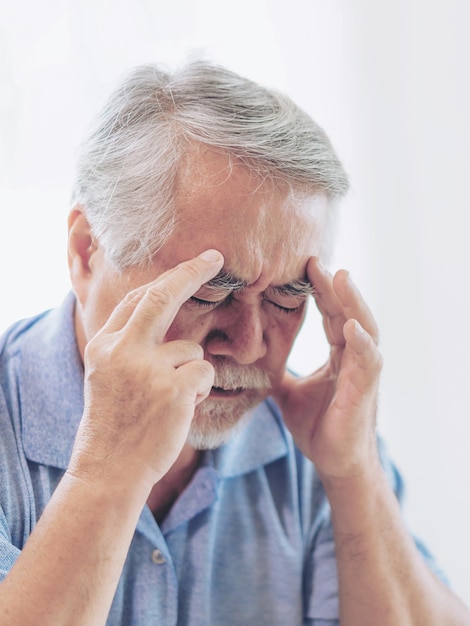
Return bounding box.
[0,507,21,581]
[0,383,33,582]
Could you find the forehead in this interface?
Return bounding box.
[164,149,329,285]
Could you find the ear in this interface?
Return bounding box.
[68,206,98,304]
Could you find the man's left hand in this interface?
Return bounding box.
[273,257,383,481]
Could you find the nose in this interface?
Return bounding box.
[205,303,268,365]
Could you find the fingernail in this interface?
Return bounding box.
[354,319,365,334]
[352,320,368,343]
[199,249,223,263]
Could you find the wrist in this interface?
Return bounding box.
[321,460,396,537]
[67,445,154,510]
[317,443,383,490]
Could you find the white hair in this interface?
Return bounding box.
[72,60,349,268]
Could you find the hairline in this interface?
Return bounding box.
[73,61,348,269]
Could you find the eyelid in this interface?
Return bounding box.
[266,291,309,306]
[190,289,231,303]
[189,295,303,316]
[265,296,305,312]
[189,295,227,308]
[189,281,310,310]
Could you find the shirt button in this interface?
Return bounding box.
[151,549,166,565]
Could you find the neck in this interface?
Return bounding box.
[146,444,201,523]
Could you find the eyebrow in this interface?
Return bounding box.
[205,270,247,292]
[270,279,315,298]
[204,270,315,297]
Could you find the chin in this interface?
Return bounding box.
[186,389,267,450]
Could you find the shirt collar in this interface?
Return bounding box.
[203,399,288,478]
[20,292,84,469]
[19,293,288,474]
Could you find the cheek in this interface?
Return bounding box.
[272,305,307,346]
[164,308,213,343]
[264,314,305,370]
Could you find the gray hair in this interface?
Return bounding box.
[72,60,349,268]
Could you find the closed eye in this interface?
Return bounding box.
[189,296,225,309]
[189,294,305,314]
[265,299,304,314]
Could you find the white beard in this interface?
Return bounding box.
[187,361,271,450]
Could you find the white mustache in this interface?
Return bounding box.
[212,361,271,391]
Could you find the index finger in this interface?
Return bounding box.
[307,257,343,317]
[307,257,347,346]
[307,257,379,346]
[308,258,379,344]
[333,270,379,344]
[107,249,224,341]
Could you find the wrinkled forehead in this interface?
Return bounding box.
[226,197,326,285]
[174,148,329,280]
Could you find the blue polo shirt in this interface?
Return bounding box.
[0,294,445,625]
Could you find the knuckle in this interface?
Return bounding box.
[193,362,215,392]
[84,334,109,365]
[177,259,204,283]
[198,359,215,378]
[160,340,204,363]
[367,343,383,373]
[178,358,214,388]
[145,285,173,309]
[180,340,204,360]
[85,341,121,378]
[121,287,143,306]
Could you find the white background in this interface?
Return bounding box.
[1,0,469,603]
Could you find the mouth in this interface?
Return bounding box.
[210,386,246,398]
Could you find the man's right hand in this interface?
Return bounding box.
[68,249,224,493]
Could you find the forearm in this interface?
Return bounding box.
[0,470,148,626]
[0,251,223,625]
[323,464,470,626]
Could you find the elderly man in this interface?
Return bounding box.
[0,61,468,625]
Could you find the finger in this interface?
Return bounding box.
[307,257,343,317]
[127,249,224,341]
[100,250,224,337]
[342,319,383,392]
[333,271,379,344]
[99,287,149,335]
[308,258,379,347]
[307,258,347,346]
[174,358,215,405]
[155,340,204,368]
